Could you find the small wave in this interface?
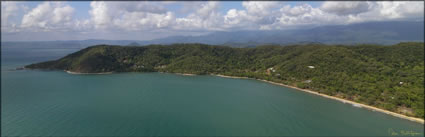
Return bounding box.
[352,104,362,108]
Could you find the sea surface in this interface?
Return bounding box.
[1,45,424,136]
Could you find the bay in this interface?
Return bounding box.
[1,46,424,136]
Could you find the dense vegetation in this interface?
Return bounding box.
[26,42,425,118]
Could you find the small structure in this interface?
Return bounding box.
[303,80,312,83]
[399,82,403,85]
[267,67,276,75]
[308,66,315,69]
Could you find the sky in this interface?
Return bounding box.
[1,1,424,41]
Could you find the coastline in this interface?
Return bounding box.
[212,74,425,124]
[65,70,113,75]
[175,73,196,76]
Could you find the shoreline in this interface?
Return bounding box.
[212,74,425,124]
[65,70,113,75]
[175,73,196,76]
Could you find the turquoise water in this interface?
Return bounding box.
[2,46,424,136]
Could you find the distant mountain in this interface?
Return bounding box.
[127,42,141,46]
[2,21,423,48]
[144,21,424,46]
[1,39,145,50]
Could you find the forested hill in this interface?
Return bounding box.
[26,42,425,118]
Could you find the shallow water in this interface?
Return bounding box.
[2,46,424,136]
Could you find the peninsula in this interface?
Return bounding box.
[25,42,425,122]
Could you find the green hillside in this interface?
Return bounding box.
[26,42,425,118]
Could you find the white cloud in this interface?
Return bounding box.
[320,2,372,16]
[224,9,247,25]
[226,1,424,30]
[281,4,312,17]
[52,4,74,24]
[74,19,92,32]
[1,2,19,26]
[88,1,175,31]
[339,2,425,23]
[20,2,75,31]
[113,11,175,31]
[241,1,282,25]
[1,1,28,32]
[280,4,346,25]
[115,2,166,14]
[175,1,224,31]
[196,1,220,17]
[223,1,284,29]
[242,1,281,16]
[89,1,111,29]
[377,2,424,19]
[179,2,205,14]
[2,1,424,40]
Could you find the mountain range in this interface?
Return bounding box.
[2,20,423,49]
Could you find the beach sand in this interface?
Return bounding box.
[213,74,425,124]
[175,73,196,76]
[65,70,113,75]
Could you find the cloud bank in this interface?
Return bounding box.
[1,1,423,41]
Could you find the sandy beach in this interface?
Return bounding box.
[214,74,249,79]
[213,74,425,124]
[175,73,196,76]
[65,70,113,75]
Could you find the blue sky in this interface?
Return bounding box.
[1,1,423,41]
